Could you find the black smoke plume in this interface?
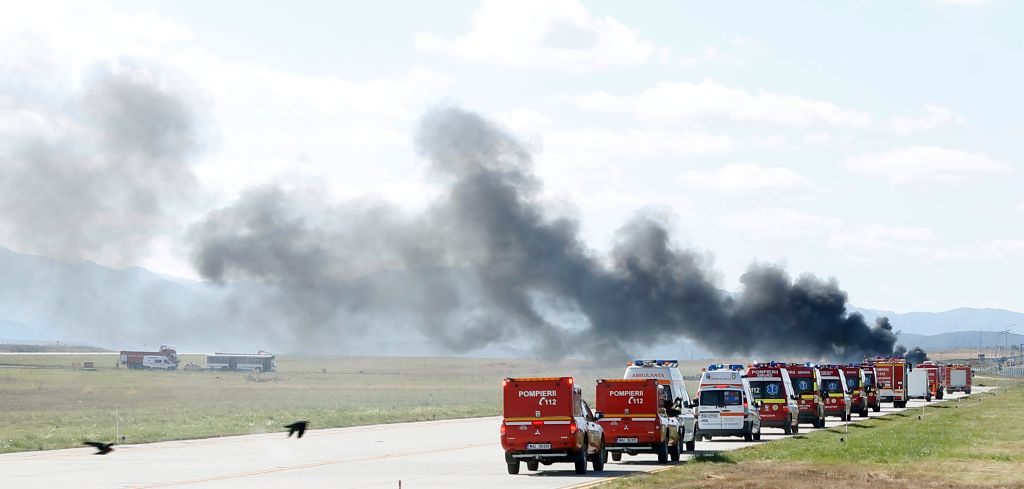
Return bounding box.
[189,106,898,360]
[897,346,929,365]
[0,61,203,265]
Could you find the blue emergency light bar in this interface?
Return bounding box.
[707,363,745,371]
[631,359,679,367]
[753,361,783,367]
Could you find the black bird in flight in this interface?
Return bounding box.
[285,421,308,438]
[83,441,115,455]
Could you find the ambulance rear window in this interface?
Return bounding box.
[700,390,742,406]
[824,379,844,393]
[864,373,875,386]
[791,376,815,394]
[846,376,859,389]
[748,380,784,399]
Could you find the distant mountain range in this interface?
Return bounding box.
[1,246,1021,354]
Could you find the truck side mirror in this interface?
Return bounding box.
[594,411,604,420]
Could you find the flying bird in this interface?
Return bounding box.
[83,441,115,455]
[285,421,308,438]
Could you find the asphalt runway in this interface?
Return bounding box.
[0,388,990,489]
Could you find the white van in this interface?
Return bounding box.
[622,360,697,451]
[907,368,932,401]
[695,364,762,442]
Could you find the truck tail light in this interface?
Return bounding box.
[500,424,506,435]
[569,421,578,434]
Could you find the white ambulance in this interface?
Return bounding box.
[622,360,697,451]
[695,364,762,442]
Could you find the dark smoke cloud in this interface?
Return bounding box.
[895,346,929,365]
[0,61,203,265]
[189,106,898,360]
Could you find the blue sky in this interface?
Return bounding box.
[2,0,1021,313]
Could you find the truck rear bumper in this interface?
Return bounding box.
[606,443,658,453]
[699,428,747,437]
[505,449,580,463]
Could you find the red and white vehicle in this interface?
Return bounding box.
[785,363,827,428]
[873,357,910,408]
[840,365,870,417]
[745,362,800,435]
[596,378,681,464]
[695,364,762,441]
[915,361,945,400]
[944,364,973,394]
[860,364,882,412]
[500,377,606,475]
[622,360,696,451]
[818,365,852,421]
[119,346,179,370]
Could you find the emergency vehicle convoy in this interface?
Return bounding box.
[860,363,882,412]
[785,363,827,428]
[745,362,800,434]
[500,377,606,475]
[695,364,761,441]
[817,365,852,421]
[841,365,870,417]
[595,378,681,463]
[944,364,973,394]
[622,360,697,451]
[873,357,910,408]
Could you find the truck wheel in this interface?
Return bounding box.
[611,452,622,462]
[753,426,761,441]
[792,422,799,434]
[937,390,944,400]
[656,442,669,463]
[686,438,696,451]
[670,437,681,462]
[507,461,520,475]
[859,407,868,417]
[784,422,793,435]
[965,389,971,395]
[817,416,826,428]
[926,395,931,402]
[574,447,588,474]
[873,403,881,412]
[592,440,606,471]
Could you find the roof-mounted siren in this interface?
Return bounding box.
[656,360,679,367]
[728,364,745,371]
[707,363,726,371]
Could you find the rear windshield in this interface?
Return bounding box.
[748,380,784,400]
[823,378,844,394]
[791,376,815,394]
[845,376,860,390]
[700,390,743,406]
[863,373,875,386]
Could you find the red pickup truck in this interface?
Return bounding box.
[595,378,681,463]
[500,377,606,475]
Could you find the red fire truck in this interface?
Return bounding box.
[785,363,826,428]
[840,365,870,417]
[944,364,973,394]
[860,364,882,412]
[118,346,179,370]
[745,362,800,434]
[500,377,606,475]
[817,365,852,421]
[915,361,945,400]
[595,378,681,464]
[873,357,909,408]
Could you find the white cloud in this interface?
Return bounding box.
[1016,202,1024,214]
[889,105,966,134]
[676,163,820,194]
[936,0,987,5]
[845,146,1010,183]
[987,240,1024,257]
[720,208,842,239]
[543,127,739,161]
[414,0,662,71]
[828,224,935,249]
[572,79,871,127]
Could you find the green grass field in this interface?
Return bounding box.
[0,353,633,453]
[603,377,1024,489]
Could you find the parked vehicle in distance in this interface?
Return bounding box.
[860,364,882,412]
[817,365,852,421]
[785,363,827,428]
[944,364,972,394]
[840,365,870,417]
[206,351,276,372]
[622,359,697,451]
[596,378,681,463]
[915,361,945,400]
[696,364,761,441]
[500,377,606,475]
[872,357,910,408]
[745,362,800,434]
[119,346,179,370]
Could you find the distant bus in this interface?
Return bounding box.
[206,352,276,372]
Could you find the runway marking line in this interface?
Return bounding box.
[125,442,493,488]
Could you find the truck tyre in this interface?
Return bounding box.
[592,440,606,472]
[655,441,669,463]
[926,394,931,402]
[526,461,539,471]
[873,403,881,412]
[965,388,971,395]
[743,422,753,442]
[574,447,588,474]
[670,436,681,462]
[611,452,622,462]
[793,421,800,434]
[784,422,792,435]
[859,407,868,417]
[937,389,944,400]
[507,461,520,475]
[753,426,761,441]
[686,438,696,451]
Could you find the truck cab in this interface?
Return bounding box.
[818,365,852,421]
[695,364,761,442]
[596,378,681,464]
[785,363,827,428]
[860,364,881,412]
[500,377,606,475]
[622,360,697,450]
[745,362,800,435]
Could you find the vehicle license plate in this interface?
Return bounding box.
[527,443,551,450]
[616,437,638,444]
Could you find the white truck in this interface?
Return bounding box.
[695,364,762,442]
[622,360,697,451]
[907,368,932,401]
